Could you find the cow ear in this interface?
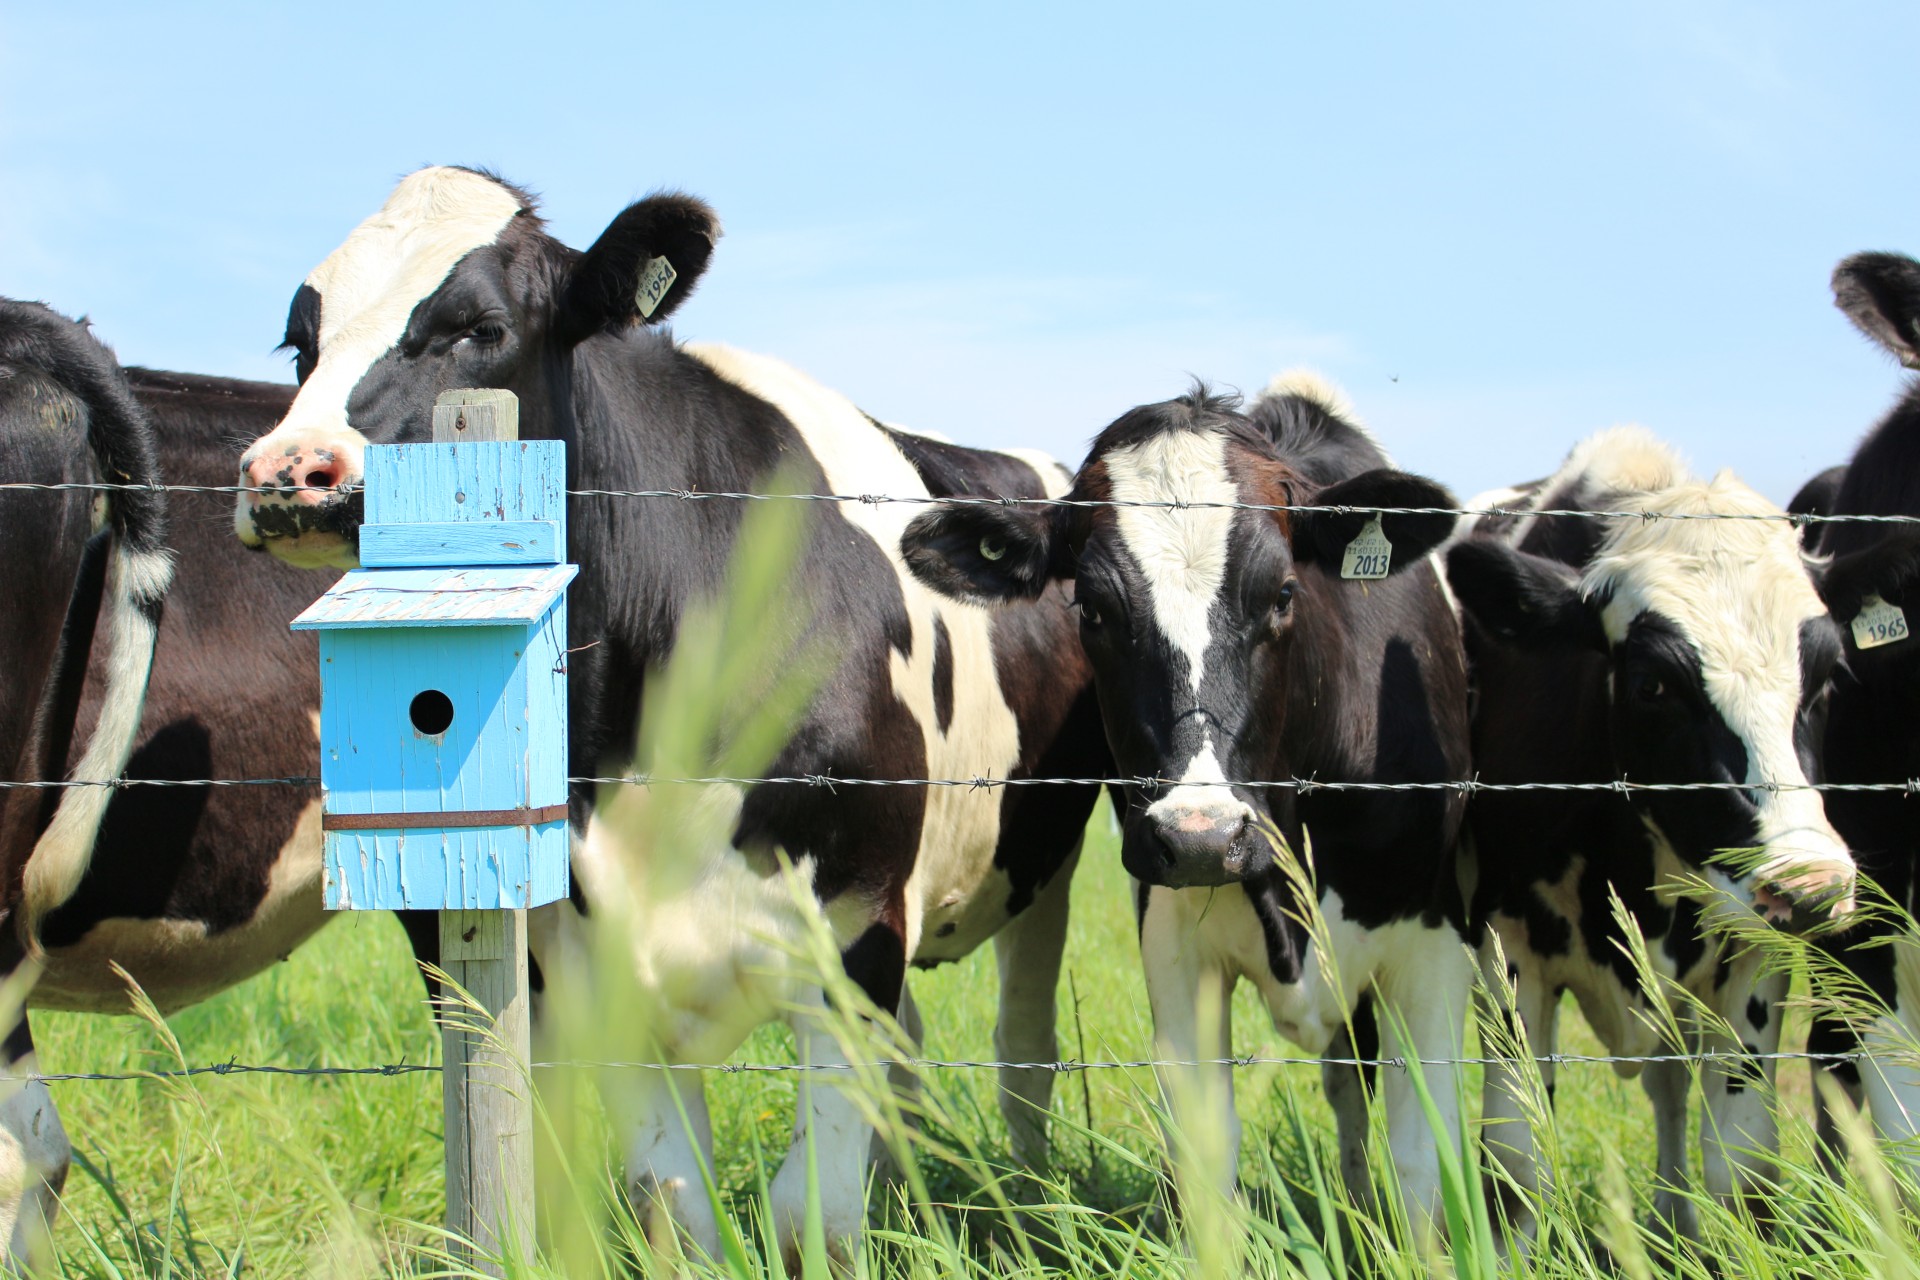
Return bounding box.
[1816,529,1920,623]
[556,193,720,346]
[1292,469,1458,574]
[1446,540,1607,651]
[1833,252,1920,370]
[902,501,1061,602]
[1787,465,1849,553]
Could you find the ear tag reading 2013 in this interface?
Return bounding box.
[635,256,678,318]
[1340,517,1392,580]
[1852,594,1910,650]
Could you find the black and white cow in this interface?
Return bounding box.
[900,376,1475,1229]
[1792,251,1920,1161]
[0,302,171,1256]
[228,167,1108,1259]
[1445,426,1854,1236]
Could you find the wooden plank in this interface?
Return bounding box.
[432,388,520,442]
[359,519,562,567]
[291,564,576,629]
[441,908,532,1272]
[364,441,566,536]
[431,392,534,1277]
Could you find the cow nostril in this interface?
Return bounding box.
[303,466,338,492]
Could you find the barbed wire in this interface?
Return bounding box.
[13,1046,1878,1087]
[8,773,1920,795]
[0,478,1911,527]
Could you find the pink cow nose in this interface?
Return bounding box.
[243,445,345,506]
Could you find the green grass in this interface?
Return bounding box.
[20,800,1860,1278]
[25,499,1917,1276]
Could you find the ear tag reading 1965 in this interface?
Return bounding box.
[1852,593,1910,650]
[1340,517,1392,580]
[635,256,678,319]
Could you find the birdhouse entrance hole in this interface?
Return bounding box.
[410,689,455,736]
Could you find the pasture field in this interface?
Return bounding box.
[24,795,1888,1279]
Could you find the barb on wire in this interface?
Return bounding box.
[6,478,1919,526]
[15,1046,1873,1086]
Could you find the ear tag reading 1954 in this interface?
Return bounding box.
[634,255,678,319]
[1340,517,1392,580]
[1852,593,1910,650]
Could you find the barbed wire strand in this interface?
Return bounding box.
[7,774,1920,795]
[14,1047,1878,1087]
[0,479,1912,526]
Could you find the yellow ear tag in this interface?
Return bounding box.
[634,256,678,319]
[1852,594,1910,650]
[1340,517,1392,580]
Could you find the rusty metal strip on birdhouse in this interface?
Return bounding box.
[321,802,569,832]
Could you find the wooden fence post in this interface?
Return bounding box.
[433,387,532,1274]
[293,385,572,1275]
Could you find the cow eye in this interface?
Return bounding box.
[1076,597,1102,629]
[1274,581,1296,615]
[1632,672,1667,703]
[461,320,507,347]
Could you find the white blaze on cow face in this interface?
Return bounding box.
[1100,429,1258,849]
[1589,474,1854,917]
[235,167,523,566]
[1104,431,1238,700]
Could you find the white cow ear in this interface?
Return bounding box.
[1834,252,1920,369]
[556,193,721,345]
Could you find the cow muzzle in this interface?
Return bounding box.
[1747,831,1857,931]
[235,432,366,568]
[1127,804,1263,889]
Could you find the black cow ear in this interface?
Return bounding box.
[1817,528,1920,623]
[556,193,720,346]
[1446,540,1607,652]
[1833,252,1920,370]
[902,501,1060,602]
[1292,469,1458,574]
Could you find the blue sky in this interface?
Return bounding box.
[3,2,1915,503]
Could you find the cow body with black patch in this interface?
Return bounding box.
[0,302,174,1261]
[1445,427,1853,1237]
[902,376,1476,1232]
[1790,251,1920,1162]
[0,355,435,1262]
[230,168,1106,1260]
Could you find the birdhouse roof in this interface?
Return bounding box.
[290,564,578,631]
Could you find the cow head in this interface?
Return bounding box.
[235,166,719,567]
[1446,475,1855,927]
[902,386,1457,889]
[1808,252,1920,625]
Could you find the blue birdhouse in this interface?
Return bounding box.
[291,440,575,911]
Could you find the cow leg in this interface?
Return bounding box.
[1700,965,1783,1216]
[1859,1008,1920,1167]
[393,908,441,1002]
[867,981,922,1179]
[769,986,888,1267]
[1478,958,1559,1240]
[1643,1049,1698,1239]
[0,1013,69,1270]
[992,842,1079,1170]
[1139,887,1239,1205]
[1374,931,1471,1244]
[1322,1001,1377,1205]
[624,1066,721,1264]
[1809,1017,1865,1174]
